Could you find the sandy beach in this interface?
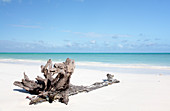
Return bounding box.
[0,60,170,111]
[1,0,170,110]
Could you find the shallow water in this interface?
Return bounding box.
[0,53,170,66]
[0,53,170,75]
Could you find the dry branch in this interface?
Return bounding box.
[13,58,119,105]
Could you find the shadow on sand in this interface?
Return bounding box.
[13,89,30,94]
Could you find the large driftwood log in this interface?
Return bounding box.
[13,58,119,105]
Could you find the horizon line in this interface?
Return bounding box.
[0,52,170,54]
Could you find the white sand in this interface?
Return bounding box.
[0,61,170,111]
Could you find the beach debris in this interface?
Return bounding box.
[13,58,120,105]
[159,73,163,76]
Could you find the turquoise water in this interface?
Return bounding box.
[0,53,170,66]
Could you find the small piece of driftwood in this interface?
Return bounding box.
[13,58,120,105]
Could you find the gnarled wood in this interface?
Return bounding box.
[13,58,119,105]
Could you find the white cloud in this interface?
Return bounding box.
[0,0,22,4]
[90,40,96,44]
[66,42,73,47]
[104,41,111,47]
[1,0,11,3]
[84,32,103,38]
[118,44,123,48]
[64,31,103,37]
[104,41,109,45]
[145,42,156,47]
[11,24,41,28]
[112,34,131,39]
[62,30,131,38]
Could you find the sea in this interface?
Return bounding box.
[0,53,170,74]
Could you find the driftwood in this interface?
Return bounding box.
[13,58,120,105]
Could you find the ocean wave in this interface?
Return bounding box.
[76,62,170,70]
[0,58,170,70]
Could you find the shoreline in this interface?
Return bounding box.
[1,58,170,69]
[1,53,170,65]
[0,58,170,75]
[0,59,170,111]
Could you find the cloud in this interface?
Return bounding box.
[37,40,45,44]
[1,0,22,3]
[62,30,102,37]
[104,41,111,47]
[0,40,61,52]
[145,42,157,47]
[62,30,131,38]
[1,0,11,3]
[90,40,96,44]
[118,44,123,48]
[63,40,98,49]
[84,32,103,38]
[11,24,41,29]
[73,31,103,37]
[65,41,90,48]
[104,41,109,45]
[112,34,131,39]
[66,42,73,47]
[0,39,169,53]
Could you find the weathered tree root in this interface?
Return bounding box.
[13,58,120,105]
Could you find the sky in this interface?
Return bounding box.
[0,0,170,53]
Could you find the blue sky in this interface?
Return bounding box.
[0,0,170,52]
